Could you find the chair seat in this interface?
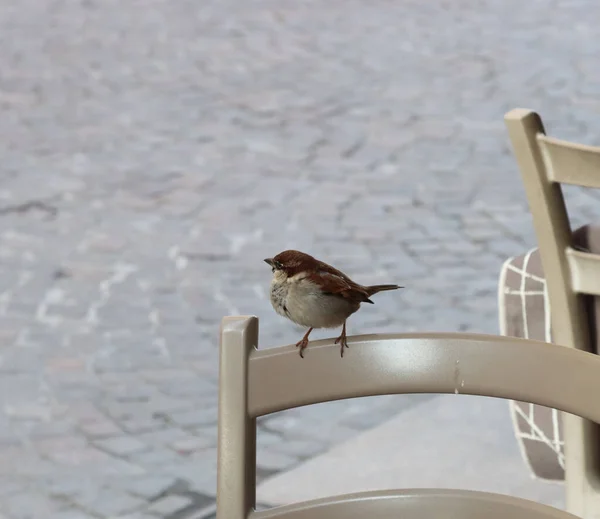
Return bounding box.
[251,488,578,519]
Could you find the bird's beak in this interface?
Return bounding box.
[264,258,274,267]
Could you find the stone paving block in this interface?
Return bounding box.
[167,408,217,429]
[110,514,157,519]
[34,436,90,461]
[166,468,217,498]
[71,488,146,517]
[269,438,326,460]
[256,449,300,472]
[262,411,358,443]
[104,383,162,404]
[138,369,198,384]
[2,492,67,519]
[129,447,182,468]
[35,438,143,476]
[136,428,191,447]
[340,394,436,429]
[171,436,215,455]
[145,495,191,516]
[146,399,200,420]
[154,377,216,399]
[112,475,176,500]
[192,425,218,446]
[256,430,285,448]
[45,510,97,519]
[0,479,26,498]
[94,436,150,457]
[119,415,168,435]
[40,476,92,500]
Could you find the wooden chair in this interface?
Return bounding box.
[505,109,600,517]
[217,315,600,519]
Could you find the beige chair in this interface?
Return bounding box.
[217,315,600,519]
[505,109,600,517]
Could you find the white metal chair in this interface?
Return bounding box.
[217,315,600,518]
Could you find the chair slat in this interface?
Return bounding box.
[566,247,600,296]
[538,134,600,189]
[247,332,600,423]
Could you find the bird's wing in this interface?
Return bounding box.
[305,269,372,303]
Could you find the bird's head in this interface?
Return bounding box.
[263,250,317,279]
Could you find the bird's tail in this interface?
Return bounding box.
[365,284,403,297]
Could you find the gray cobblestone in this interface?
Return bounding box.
[71,488,146,518]
[1,0,599,515]
[45,511,97,519]
[136,428,191,448]
[160,458,218,497]
[116,416,166,435]
[130,448,182,468]
[167,408,218,429]
[192,426,218,446]
[256,430,285,448]
[2,493,67,518]
[171,436,215,455]
[269,438,327,460]
[94,436,150,457]
[113,475,176,500]
[256,449,300,472]
[146,495,191,517]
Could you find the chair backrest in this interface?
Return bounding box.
[217,315,600,519]
[504,108,600,354]
[504,109,600,517]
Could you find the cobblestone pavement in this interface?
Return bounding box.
[1,0,600,517]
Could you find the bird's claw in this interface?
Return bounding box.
[334,335,349,357]
[295,339,309,358]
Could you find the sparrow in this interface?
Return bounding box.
[264,250,403,358]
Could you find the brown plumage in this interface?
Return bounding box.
[264,250,403,358]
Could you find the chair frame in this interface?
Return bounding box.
[505,109,600,517]
[217,315,600,519]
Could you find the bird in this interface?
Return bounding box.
[264,250,403,358]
